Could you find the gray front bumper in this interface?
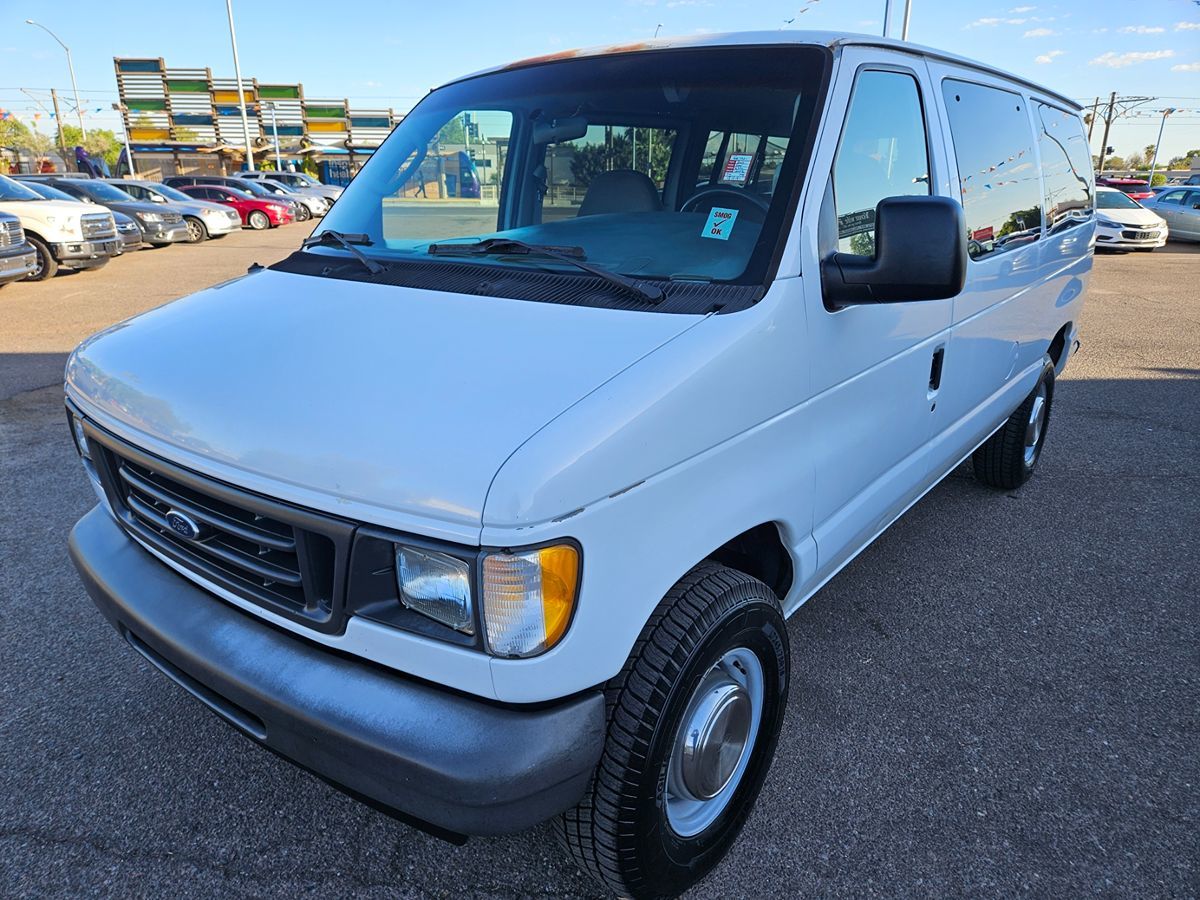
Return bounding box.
[69,506,606,836]
[0,247,37,283]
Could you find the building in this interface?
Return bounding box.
[113,57,401,182]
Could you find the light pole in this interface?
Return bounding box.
[25,20,85,139]
[224,0,256,171]
[883,0,892,36]
[901,0,913,40]
[112,102,135,177]
[1146,108,1175,187]
[263,102,282,171]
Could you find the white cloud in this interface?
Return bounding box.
[1035,49,1065,64]
[1024,27,1055,37]
[1119,25,1165,34]
[1171,62,1200,71]
[966,16,1028,27]
[1090,49,1176,67]
[1176,22,1200,31]
[1011,5,1036,11]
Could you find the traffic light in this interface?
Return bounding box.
[1105,146,1115,156]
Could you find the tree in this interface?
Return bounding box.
[1124,151,1144,170]
[0,118,53,157]
[570,127,674,188]
[1167,149,1199,168]
[1143,144,1156,163]
[1103,155,1126,171]
[436,116,466,145]
[61,124,123,168]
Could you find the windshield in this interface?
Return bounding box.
[22,181,79,202]
[259,181,290,195]
[234,180,276,198]
[1097,190,1140,210]
[0,175,45,201]
[148,183,195,203]
[315,46,825,286]
[74,180,137,203]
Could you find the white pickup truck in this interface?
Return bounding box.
[0,174,119,280]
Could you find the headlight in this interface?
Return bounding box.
[69,414,90,459]
[482,544,579,657]
[136,212,163,223]
[269,204,287,213]
[396,546,473,633]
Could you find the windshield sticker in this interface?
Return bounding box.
[720,153,754,185]
[702,207,739,240]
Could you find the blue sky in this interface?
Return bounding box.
[2,0,1199,160]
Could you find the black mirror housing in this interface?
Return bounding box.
[822,195,967,308]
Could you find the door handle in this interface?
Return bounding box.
[928,347,945,393]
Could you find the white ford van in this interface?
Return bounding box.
[66,32,1092,899]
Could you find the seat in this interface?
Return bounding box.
[577,170,664,217]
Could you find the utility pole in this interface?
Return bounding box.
[49,88,68,161]
[1086,97,1100,142]
[1146,108,1175,187]
[1095,92,1155,174]
[112,102,135,178]
[225,0,255,172]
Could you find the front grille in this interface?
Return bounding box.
[161,211,183,225]
[86,420,355,633]
[81,213,116,240]
[0,219,23,248]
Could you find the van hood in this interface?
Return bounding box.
[66,268,703,537]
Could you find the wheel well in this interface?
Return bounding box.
[1048,322,1071,367]
[706,523,793,600]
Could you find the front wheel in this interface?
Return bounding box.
[184,216,208,243]
[23,235,58,281]
[247,211,270,230]
[561,563,790,899]
[972,357,1055,489]
[293,203,311,222]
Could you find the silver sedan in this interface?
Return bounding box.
[1140,187,1200,242]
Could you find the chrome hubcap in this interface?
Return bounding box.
[1024,383,1048,466]
[665,647,763,837]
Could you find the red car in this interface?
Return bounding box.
[1096,177,1154,202]
[178,185,294,229]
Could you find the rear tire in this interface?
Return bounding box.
[23,235,57,281]
[248,211,270,230]
[294,203,311,222]
[184,216,208,243]
[972,357,1055,490]
[560,563,789,899]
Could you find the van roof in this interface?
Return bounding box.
[450,30,1081,112]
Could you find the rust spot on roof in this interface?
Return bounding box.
[504,48,583,69]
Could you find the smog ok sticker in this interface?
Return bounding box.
[701,207,739,240]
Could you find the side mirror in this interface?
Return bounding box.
[151,194,167,203]
[822,195,967,308]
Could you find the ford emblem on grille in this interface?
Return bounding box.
[164,509,202,540]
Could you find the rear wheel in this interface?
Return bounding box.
[561,563,790,899]
[247,210,270,230]
[23,236,57,281]
[293,203,311,222]
[972,357,1055,489]
[184,216,208,243]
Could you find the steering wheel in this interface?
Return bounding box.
[680,186,771,221]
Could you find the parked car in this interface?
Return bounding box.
[16,176,190,247]
[164,175,305,222]
[0,210,37,287]
[104,179,243,243]
[176,184,294,229]
[240,169,344,205]
[0,174,118,280]
[1094,186,1168,250]
[1139,186,1200,242]
[248,178,328,220]
[18,178,144,253]
[1095,176,1154,201]
[65,33,1093,899]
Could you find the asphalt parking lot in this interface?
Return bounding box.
[1,232,1197,898]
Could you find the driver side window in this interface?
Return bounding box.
[832,70,931,256]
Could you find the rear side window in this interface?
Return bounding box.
[1156,189,1188,205]
[832,70,931,256]
[942,79,1042,260]
[1037,104,1093,233]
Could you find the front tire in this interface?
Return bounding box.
[561,563,789,899]
[23,235,58,281]
[293,203,311,222]
[184,216,208,243]
[247,210,270,230]
[972,357,1055,489]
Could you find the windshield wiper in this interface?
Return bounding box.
[427,237,664,305]
[302,230,386,275]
